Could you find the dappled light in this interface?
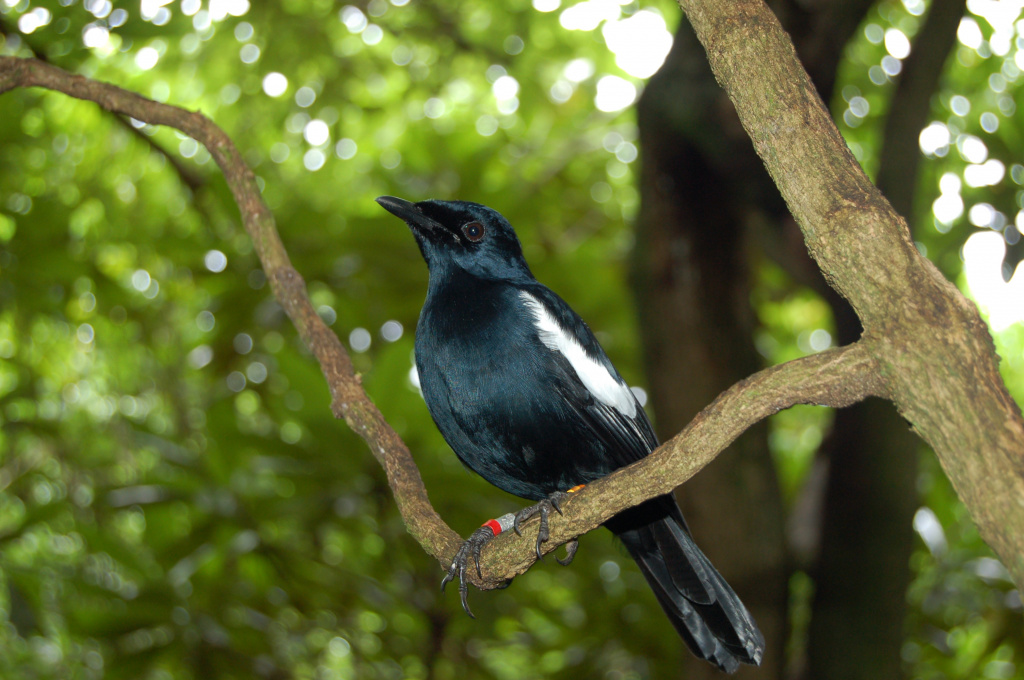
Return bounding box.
[839,0,1024,339]
[1,0,1023,678]
[964,231,1024,330]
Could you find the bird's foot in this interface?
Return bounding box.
[441,486,586,616]
[441,513,516,618]
[513,485,586,563]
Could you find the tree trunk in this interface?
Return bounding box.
[633,18,789,679]
[806,398,920,680]
[804,3,967,677]
[634,3,938,677]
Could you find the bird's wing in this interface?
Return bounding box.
[518,284,658,472]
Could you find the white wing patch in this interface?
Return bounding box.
[520,291,637,418]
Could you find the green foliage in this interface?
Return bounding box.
[752,261,836,505]
[0,0,686,678]
[832,2,1024,677]
[1,0,1022,678]
[905,454,1022,680]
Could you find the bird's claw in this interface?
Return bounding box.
[441,525,496,618]
[513,490,572,561]
[557,538,579,566]
[442,488,583,617]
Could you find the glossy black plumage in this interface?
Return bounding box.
[377,196,765,672]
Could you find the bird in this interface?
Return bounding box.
[377,195,765,672]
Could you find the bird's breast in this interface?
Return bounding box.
[417,287,534,391]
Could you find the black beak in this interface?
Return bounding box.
[376,196,444,234]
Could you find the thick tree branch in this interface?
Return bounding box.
[475,342,882,585]
[677,0,1024,588]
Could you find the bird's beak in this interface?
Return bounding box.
[376,196,445,235]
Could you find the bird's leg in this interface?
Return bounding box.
[441,512,516,618]
[442,485,586,617]
[513,484,586,563]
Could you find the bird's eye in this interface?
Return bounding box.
[462,221,485,242]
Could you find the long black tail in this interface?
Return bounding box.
[606,496,764,673]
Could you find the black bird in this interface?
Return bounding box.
[377,196,764,672]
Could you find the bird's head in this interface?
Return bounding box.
[376,196,532,281]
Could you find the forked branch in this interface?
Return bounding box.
[5,42,1013,595]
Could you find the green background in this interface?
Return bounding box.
[1,0,1022,678]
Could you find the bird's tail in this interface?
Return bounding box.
[607,496,765,674]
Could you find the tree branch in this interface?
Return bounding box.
[7,27,1021,599]
[0,18,208,193]
[677,0,1024,588]
[0,55,461,565]
[0,55,877,588]
[473,342,882,584]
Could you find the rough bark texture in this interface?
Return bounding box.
[800,284,920,680]
[0,56,463,566]
[633,3,920,676]
[805,3,966,678]
[676,0,1024,591]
